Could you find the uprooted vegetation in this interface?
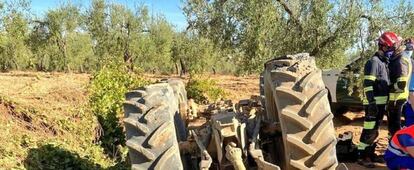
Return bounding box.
[0,70,237,169]
[186,75,227,103]
[0,72,113,169]
[0,66,153,169]
[88,64,150,161]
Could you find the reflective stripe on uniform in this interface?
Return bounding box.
[358,142,369,150]
[398,76,409,82]
[363,121,376,129]
[402,57,413,90]
[364,86,373,92]
[374,96,388,104]
[389,57,412,101]
[362,96,388,105]
[389,92,409,101]
[388,145,409,157]
[362,98,368,105]
[364,75,376,81]
[402,57,412,72]
[388,141,409,157]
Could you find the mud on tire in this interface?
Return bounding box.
[263,53,338,170]
[165,78,189,141]
[123,83,183,170]
[162,79,188,121]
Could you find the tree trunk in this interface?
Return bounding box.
[124,50,133,71]
[124,22,134,72]
[175,62,180,75]
[179,58,187,76]
[56,38,69,72]
[64,44,70,72]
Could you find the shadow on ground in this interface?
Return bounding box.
[24,144,102,170]
[24,144,129,170]
[333,112,388,170]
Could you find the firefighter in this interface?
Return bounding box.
[384,125,414,169]
[388,33,412,136]
[402,38,414,127]
[388,42,414,167]
[357,32,404,167]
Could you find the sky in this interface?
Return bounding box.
[31,0,187,30]
[27,0,414,32]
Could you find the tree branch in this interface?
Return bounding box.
[360,14,372,21]
[310,3,359,56]
[361,13,409,21]
[310,18,351,56]
[275,0,303,31]
[32,20,49,26]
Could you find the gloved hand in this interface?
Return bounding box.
[367,103,378,115]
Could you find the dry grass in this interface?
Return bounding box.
[0,71,388,169]
[0,71,89,110]
[0,71,91,140]
[0,71,111,169]
[143,73,259,102]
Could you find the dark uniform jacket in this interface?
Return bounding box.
[389,52,412,101]
[363,53,390,105]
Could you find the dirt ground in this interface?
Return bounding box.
[204,74,389,170]
[0,71,100,168]
[143,73,260,102]
[0,71,90,136]
[334,112,388,170]
[158,73,389,170]
[0,71,89,110]
[0,72,389,169]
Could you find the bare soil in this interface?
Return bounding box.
[143,73,259,102]
[0,72,389,169]
[0,71,89,109]
[0,71,90,136]
[154,73,388,170]
[0,71,95,168]
[205,74,388,170]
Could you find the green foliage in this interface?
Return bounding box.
[85,0,110,61]
[24,144,102,170]
[136,15,176,73]
[89,62,149,159]
[0,95,114,169]
[29,2,90,72]
[0,0,238,74]
[0,0,32,71]
[183,0,370,73]
[172,33,222,74]
[2,0,414,74]
[186,75,227,103]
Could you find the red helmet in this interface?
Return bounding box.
[378,32,400,48]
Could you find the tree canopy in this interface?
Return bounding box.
[1,0,414,74]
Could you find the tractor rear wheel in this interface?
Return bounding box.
[162,78,189,141]
[124,83,183,170]
[263,53,338,170]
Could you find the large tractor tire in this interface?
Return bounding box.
[123,83,183,170]
[260,72,266,107]
[263,53,338,170]
[163,78,189,141]
[162,79,188,120]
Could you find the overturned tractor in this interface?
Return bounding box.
[123,53,339,170]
